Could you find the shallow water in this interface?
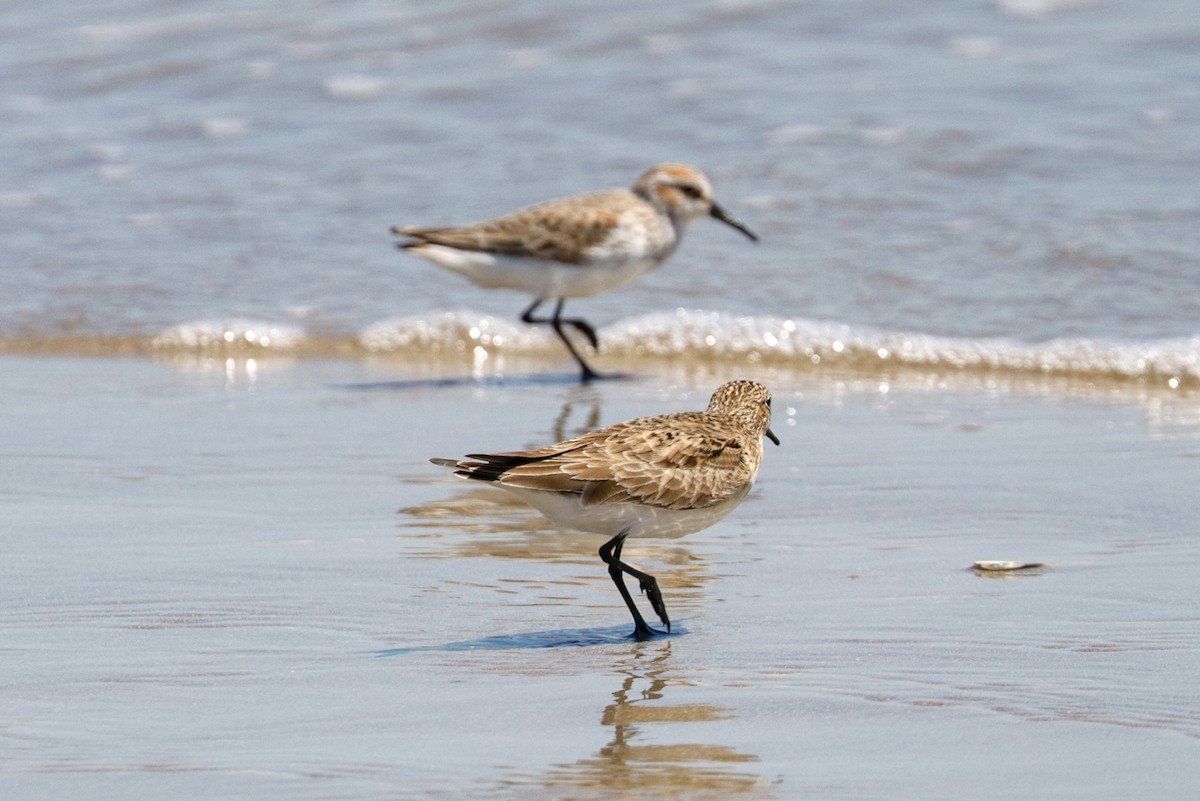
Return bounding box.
[2,0,1199,387]
[3,358,1199,799]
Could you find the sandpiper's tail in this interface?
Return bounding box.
[391,224,430,250]
[429,449,574,483]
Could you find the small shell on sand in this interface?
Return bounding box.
[972,560,1044,572]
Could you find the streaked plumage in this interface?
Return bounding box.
[431,379,779,638]
[393,164,757,381]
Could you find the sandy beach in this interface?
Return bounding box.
[3,355,1197,799]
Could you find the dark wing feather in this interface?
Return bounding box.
[399,191,628,264]
[482,413,754,511]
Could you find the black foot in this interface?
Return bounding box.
[639,576,671,632]
[632,621,667,641]
[601,528,674,639]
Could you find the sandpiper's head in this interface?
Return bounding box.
[633,164,758,241]
[707,379,780,445]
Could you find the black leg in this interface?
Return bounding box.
[521,297,600,349]
[599,529,670,639]
[520,298,603,382]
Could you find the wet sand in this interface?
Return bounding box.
[3,355,1198,799]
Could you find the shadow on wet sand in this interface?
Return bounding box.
[337,371,639,392]
[375,624,686,655]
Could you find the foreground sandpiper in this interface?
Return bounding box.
[431,379,778,639]
[393,164,757,381]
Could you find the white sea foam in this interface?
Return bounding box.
[997,0,1094,19]
[359,310,553,354]
[323,75,389,100]
[152,320,305,353]
[201,117,249,139]
[355,309,1200,388]
[606,310,1200,387]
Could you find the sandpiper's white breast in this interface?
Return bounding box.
[504,483,752,539]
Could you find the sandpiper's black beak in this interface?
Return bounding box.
[710,202,758,242]
[766,427,780,446]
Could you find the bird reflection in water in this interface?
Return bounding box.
[506,645,773,799]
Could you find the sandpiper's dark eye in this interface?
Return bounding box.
[678,184,702,199]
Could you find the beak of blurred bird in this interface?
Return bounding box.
[710,203,758,241]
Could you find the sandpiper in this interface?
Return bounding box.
[393,164,757,381]
[431,379,779,639]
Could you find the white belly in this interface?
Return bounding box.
[409,246,669,299]
[502,484,752,539]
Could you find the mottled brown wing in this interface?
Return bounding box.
[400,191,626,264]
[491,413,752,511]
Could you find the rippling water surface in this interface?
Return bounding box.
[5,359,1198,800]
[3,0,1199,387]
